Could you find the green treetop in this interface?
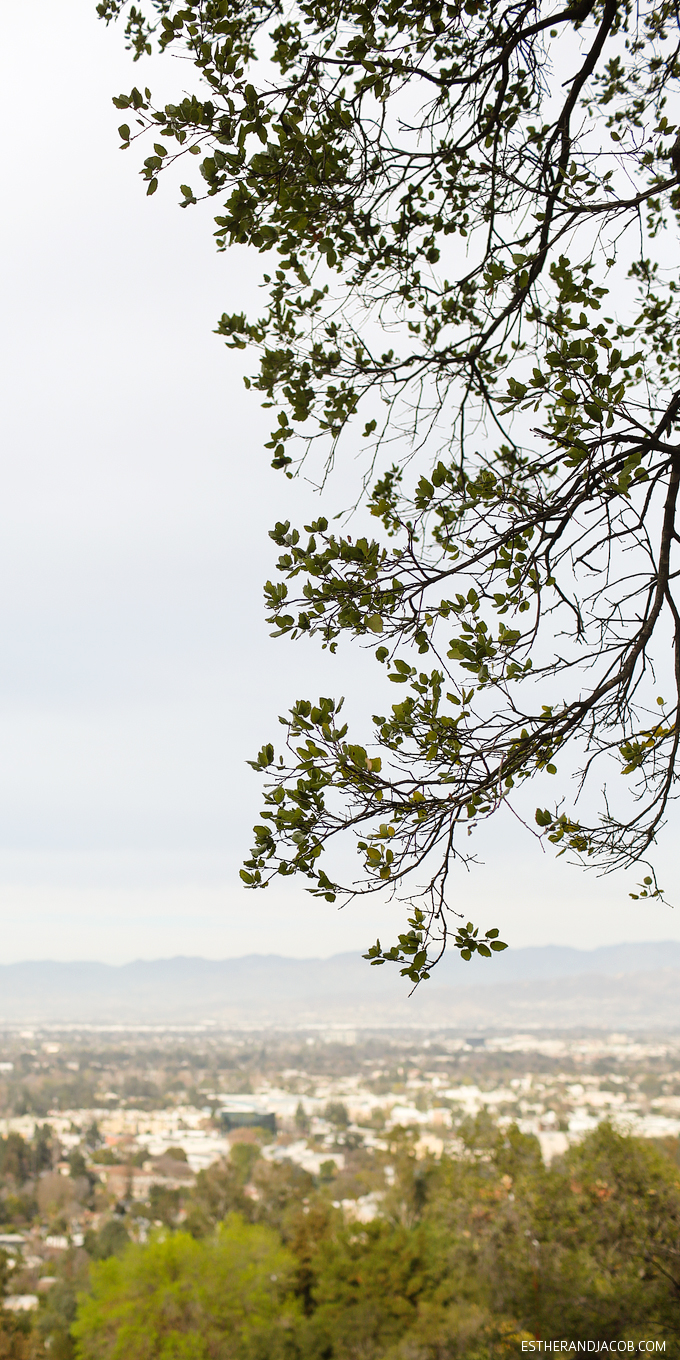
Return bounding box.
[72,1217,300,1360]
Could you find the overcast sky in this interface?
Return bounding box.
[0,0,677,963]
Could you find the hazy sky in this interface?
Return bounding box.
[0,0,678,963]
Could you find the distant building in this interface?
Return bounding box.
[216,1110,276,1135]
[144,1156,196,1190]
[98,1166,140,1200]
[99,1160,195,1201]
[3,1296,38,1312]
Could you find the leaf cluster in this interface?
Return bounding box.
[100,0,680,970]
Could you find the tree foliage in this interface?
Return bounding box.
[72,1216,299,1360]
[305,1121,680,1347]
[0,1316,33,1360]
[70,1126,680,1354]
[99,0,680,975]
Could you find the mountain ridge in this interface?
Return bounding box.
[0,943,678,1026]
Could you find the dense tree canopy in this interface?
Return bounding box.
[69,1126,680,1354]
[72,1217,299,1360]
[100,0,680,976]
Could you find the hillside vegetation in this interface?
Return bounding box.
[2,1121,679,1357]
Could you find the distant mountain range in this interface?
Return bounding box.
[0,943,678,1028]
